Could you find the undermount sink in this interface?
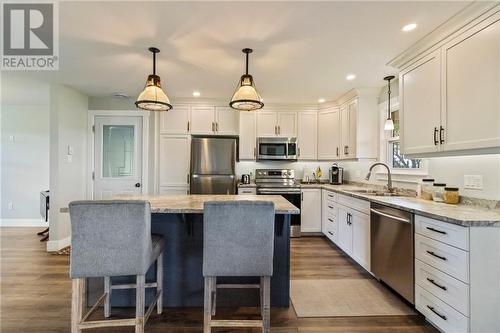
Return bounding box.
[346,189,411,197]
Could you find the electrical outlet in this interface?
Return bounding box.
[464,175,483,190]
[8,202,13,210]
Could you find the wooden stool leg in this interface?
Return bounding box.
[261,276,271,333]
[203,277,213,333]
[71,278,85,333]
[135,275,145,333]
[104,276,111,318]
[211,276,217,316]
[157,253,163,314]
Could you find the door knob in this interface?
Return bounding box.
[135,183,141,188]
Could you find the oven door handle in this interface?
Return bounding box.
[258,190,301,195]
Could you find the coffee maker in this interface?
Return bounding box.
[329,163,344,185]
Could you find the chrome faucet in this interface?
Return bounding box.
[365,163,394,193]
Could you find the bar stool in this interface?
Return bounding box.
[69,200,165,333]
[203,201,275,333]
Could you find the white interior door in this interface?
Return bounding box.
[94,116,143,199]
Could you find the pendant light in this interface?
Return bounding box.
[135,47,172,112]
[383,75,395,131]
[229,48,264,111]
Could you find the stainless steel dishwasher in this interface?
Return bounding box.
[370,203,414,304]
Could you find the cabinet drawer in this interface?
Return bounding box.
[415,259,469,316]
[238,187,257,195]
[416,285,469,333]
[415,215,469,251]
[337,194,369,214]
[323,190,337,203]
[415,234,469,283]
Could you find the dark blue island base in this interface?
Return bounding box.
[87,213,291,308]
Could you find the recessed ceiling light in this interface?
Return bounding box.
[346,74,356,81]
[192,91,201,97]
[402,23,417,32]
[318,98,325,103]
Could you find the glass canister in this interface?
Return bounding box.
[432,183,447,202]
[444,187,460,204]
[421,179,435,200]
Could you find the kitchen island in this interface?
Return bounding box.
[87,195,299,308]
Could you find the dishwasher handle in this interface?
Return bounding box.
[370,208,411,224]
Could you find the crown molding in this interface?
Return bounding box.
[318,87,380,110]
[387,2,500,69]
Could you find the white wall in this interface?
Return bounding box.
[1,75,50,225]
[48,84,88,249]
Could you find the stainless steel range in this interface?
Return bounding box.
[255,169,301,237]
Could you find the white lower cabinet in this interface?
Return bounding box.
[322,190,338,243]
[301,188,321,233]
[159,186,189,195]
[351,209,370,271]
[337,205,353,254]
[237,187,257,195]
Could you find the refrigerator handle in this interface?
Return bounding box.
[187,173,190,184]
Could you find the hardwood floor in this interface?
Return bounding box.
[0,228,437,333]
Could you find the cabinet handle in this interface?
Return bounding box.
[427,305,447,321]
[298,147,301,157]
[278,126,281,135]
[426,250,447,261]
[187,174,190,184]
[434,127,438,145]
[301,192,304,201]
[426,278,447,291]
[216,122,219,132]
[187,121,190,132]
[328,205,334,209]
[439,125,445,144]
[274,126,277,135]
[212,122,215,132]
[336,147,339,156]
[328,231,334,236]
[328,218,334,222]
[426,226,447,235]
[253,147,256,157]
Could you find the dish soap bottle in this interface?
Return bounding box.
[316,166,322,179]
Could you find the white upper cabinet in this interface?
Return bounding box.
[239,112,257,160]
[215,107,239,135]
[442,16,500,152]
[160,104,190,134]
[340,101,358,159]
[257,111,297,137]
[159,135,191,187]
[317,107,341,160]
[190,106,216,135]
[398,11,500,156]
[256,111,278,137]
[277,112,297,137]
[297,112,317,160]
[400,51,442,155]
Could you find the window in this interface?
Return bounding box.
[383,108,425,173]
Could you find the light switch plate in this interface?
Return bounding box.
[464,175,483,190]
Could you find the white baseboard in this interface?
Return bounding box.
[46,235,71,252]
[0,218,48,227]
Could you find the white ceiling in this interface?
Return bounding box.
[10,1,471,104]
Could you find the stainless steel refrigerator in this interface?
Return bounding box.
[190,137,237,194]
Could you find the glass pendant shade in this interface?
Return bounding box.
[136,74,172,111]
[230,48,264,111]
[384,118,395,131]
[136,47,172,112]
[230,74,264,111]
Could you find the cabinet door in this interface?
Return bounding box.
[159,135,191,187]
[317,108,341,159]
[277,112,297,137]
[400,50,441,154]
[337,205,353,254]
[297,112,317,160]
[239,112,257,160]
[190,106,215,134]
[301,189,321,233]
[215,106,239,135]
[442,16,500,152]
[160,104,190,134]
[352,211,370,271]
[345,99,358,158]
[159,186,189,195]
[257,111,278,137]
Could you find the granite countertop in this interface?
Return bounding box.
[115,194,300,215]
[302,183,500,227]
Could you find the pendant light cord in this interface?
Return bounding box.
[153,51,156,76]
[245,51,249,75]
[387,78,391,119]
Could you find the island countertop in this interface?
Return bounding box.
[116,194,300,215]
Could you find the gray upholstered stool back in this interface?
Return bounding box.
[69,200,153,278]
[203,201,275,277]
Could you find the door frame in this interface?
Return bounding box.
[87,110,151,199]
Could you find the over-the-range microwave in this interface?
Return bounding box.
[257,137,297,161]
